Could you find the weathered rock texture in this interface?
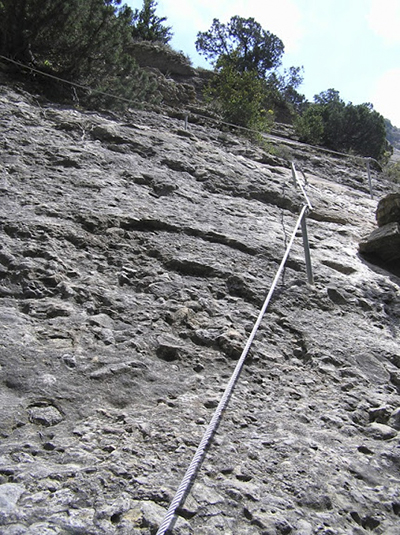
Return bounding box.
[376,193,400,227]
[0,76,400,535]
[128,41,212,106]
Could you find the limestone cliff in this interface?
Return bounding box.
[0,75,400,535]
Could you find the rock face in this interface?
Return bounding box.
[129,41,196,78]
[128,41,212,105]
[359,193,400,271]
[0,76,400,535]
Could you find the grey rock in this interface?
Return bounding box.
[1,525,29,535]
[326,286,348,305]
[156,334,184,361]
[0,483,25,514]
[366,422,398,440]
[0,76,400,534]
[389,407,400,430]
[359,221,400,263]
[27,405,63,427]
[376,192,400,226]
[359,192,400,273]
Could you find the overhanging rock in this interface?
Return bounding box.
[359,193,400,273]
[359,221,400,262]
[376,192,400,227]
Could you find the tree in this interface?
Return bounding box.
[0,0,159,109]
[195,16,306,130]
[314,88,342,106]
[314,89,347,150]
[131,0,172,44]
[196,16,284,78]
[294,104,325,145]
[264,66,305,123]
[195,16,290,131]
[295,89,391,160]
[205,55,273,131]
[0,0,74,64]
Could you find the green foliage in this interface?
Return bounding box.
[197,16,304,131]
[196,16,284,78]
[131,0,172,44]
[0,0,160,109]
[294,104,325,145]
[383,161,400,183]
[385,119,400,150]
[294,89,390,160]
[345,103,390,160]
[205,57,273,132]
[314,88,342,106]
[264,66,305,123]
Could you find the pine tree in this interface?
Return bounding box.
[196,16,284,78]
[131,0,172,44]
[0,0,160,109]
[295,89,390,160]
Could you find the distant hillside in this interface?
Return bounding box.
[386,119,400,151]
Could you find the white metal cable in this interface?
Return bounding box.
[0,54,150,107]
[1,52,386,532]
[0,54,385,177]
[291,162,313,210]
[156,204,309,535]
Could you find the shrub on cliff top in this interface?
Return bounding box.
[295,89,391,161]
[131,0,172,44]
[0,0,159,108]
[195,16,303,131]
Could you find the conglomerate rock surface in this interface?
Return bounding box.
[0,78,400,535]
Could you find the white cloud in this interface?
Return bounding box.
[371,68,400,126]
[367,0,400,45]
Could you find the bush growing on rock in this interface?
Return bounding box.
[204,55,274,131]
[0,0,160,108]
[131,0,173,44]
[294,104,325,145]
[295,88,391,160]
[196,16,303,131]
[383,161,400,183]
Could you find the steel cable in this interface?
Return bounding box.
[0,54,384,174]
[0,54,150,107]
[291,162,313,210]
[156,205,309,535]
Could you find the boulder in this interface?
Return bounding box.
[376,192,400,227]
[359,193,400,272]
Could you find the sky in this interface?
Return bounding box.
[127,0,400,127]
